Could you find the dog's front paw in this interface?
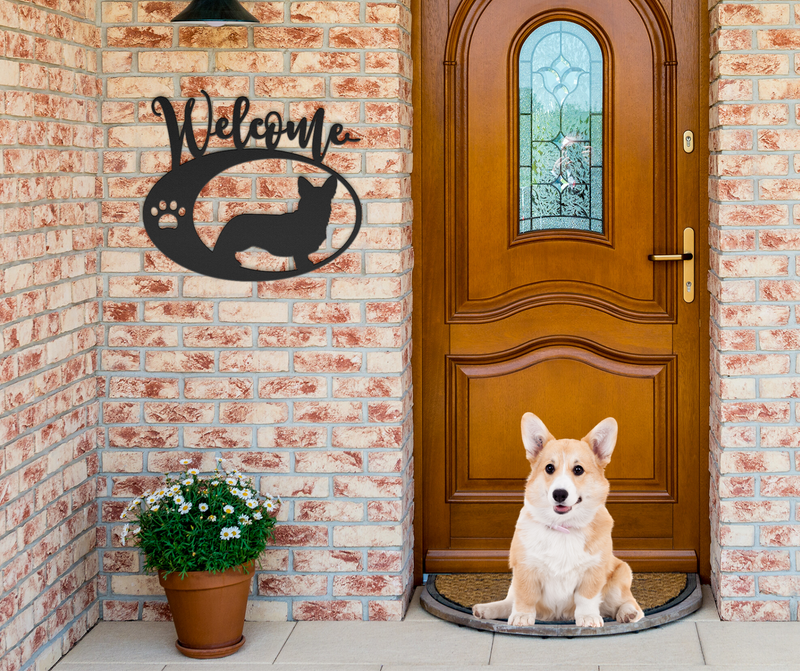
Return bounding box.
[616,602,644,624]
[575,613,604,628]
[472,603,489,619]
[508,611,536,626]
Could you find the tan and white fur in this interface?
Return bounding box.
[472,413,644,627]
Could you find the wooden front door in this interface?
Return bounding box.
[415,0,709,575]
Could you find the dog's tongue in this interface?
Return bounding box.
[554,504,572,514]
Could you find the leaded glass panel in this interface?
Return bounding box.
[519,21,603,234]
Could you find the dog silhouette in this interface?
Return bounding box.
[213,175,337,272]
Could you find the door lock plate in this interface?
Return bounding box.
[683,130,694,153]
[683,227,695,303]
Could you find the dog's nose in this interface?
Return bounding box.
[552,489,569,503]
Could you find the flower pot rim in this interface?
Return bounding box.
[158,560,255,591]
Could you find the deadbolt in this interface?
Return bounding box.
[683,130,694,153]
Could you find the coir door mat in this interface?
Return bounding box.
[421,572,701,637]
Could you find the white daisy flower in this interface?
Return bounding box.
[265,501,275,512]
[179,503,192,515]
[253,511,263,520]
[211,480,220,487]
[133,527,140,535]
[225,477,237,486]
[208,514,217,522]
[121,523,130,546]
[146,495,157,505]
[187,469,199,476]
[245,499,258,509]
[182,478,193,486]
[240,489,252,499]
[170,485,181,494]
[173,495,185,505]
[238,514,249,525]
[156,489,167,497]
[220,527,233,540]
[215,457,225,464]
[120,511,127,519]
[150,504,160,512]
[180,459,191,465]
[229,526,241,539]
[198,503,209,512]
[223,505,234,514]
[230,488,241,497]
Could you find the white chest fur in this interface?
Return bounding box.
[516,511,602,619]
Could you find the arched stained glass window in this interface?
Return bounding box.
[519,21,603,234]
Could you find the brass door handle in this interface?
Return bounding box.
[648,253,693,261]
[648,228,695,303]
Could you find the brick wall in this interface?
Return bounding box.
[96,1,414,622]
[709,0,800,621]
[0,0,102,668]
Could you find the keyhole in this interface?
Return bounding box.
[686,281,692,291]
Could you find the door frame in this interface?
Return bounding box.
[410,0,710,585]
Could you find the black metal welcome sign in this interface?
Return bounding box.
[143,91,362,281]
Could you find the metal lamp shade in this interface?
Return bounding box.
[172,0,259,25]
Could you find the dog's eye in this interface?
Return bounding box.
[545,464,555,474]
[573,465,584,476]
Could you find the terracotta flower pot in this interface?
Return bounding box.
[158,561,254,659]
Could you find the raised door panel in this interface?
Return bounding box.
[446,340,676,503]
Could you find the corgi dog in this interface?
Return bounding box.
[213,175,337,273]
[472,413,644,627]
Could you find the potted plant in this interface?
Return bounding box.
[121,457,279,659]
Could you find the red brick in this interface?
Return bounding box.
[293,600,361,620]
[719,600,790,621]
[760,526,800,546]
[295,501,363,522]
[259,377,326,398]
[145,352,215,373]
[253,27,323,48]
[178,26,248,48]
[143,402,214,424]
[273,525,328,546]
[109,377,179,399]
[720,549,791,572]
[109,426,178,448]
[184,378,253,399]
[333,574,402,596]
[258,574,326,596]
[258,427,327,448]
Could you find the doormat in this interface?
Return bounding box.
[421,572,701,637]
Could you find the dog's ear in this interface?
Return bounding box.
[298,176,313,197]
[322,175,337,196]
[583,417,618,466]
[521,413,554,462]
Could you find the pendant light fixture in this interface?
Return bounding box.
[171,0,259,26]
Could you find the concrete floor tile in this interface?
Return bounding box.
[275,620,493,665]
[697,622,800,667]
[490,621,704,666]
[601,668,791,671]
[598,667,708,671]
[381,667,494,671]
[384,667,596,670]
[163,666,380,670]
[404,586,438,621]
[56,622,295,665]
[55,666,165,671]
[683,585,720,622]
